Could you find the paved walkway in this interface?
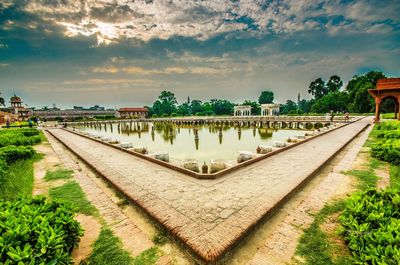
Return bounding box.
[44,131,154,257]
[47,117,370,263]
[246,121,373,265]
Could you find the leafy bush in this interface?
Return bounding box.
[371,139,400,165]
[372,121,400,164]
[0,145,35,164]
[151,114,158,118]
[339,188,400,264]
[0,129,41,147]
[0,196,83,264]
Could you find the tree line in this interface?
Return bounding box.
[147,70,392,117]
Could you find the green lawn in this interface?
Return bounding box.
[44,168,73,181]
[49,180,97,216]
[0,153,42,200]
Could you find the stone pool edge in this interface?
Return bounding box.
[62,117,363,180]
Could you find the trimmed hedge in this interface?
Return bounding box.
[371,121,400,165]
[0,196,83,264]
[339,188,400,264]
[0,145,36,164]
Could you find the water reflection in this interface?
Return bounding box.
[78,121,309,163]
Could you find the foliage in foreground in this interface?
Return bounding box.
[0,129,41,147]
[0,196,83,264]
[339,188,400,264]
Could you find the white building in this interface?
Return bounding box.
[261,104,280,116]
[234,105,252,116]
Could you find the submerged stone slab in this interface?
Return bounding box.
[47,118,369,264]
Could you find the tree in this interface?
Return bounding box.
[311,91,349,113]
[242,100,260,115]
[326,75,343,93]
[210,99,234,115]
[280,100,298,114]
[308,78,327,100]
[258,91,274,104]
[152,90,177,115]
[190,99,203,114]
[298,99,315,113]
[346,71,386,113]
[177,103,190,116]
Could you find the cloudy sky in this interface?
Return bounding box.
[0,0,399,109]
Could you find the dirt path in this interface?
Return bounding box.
[222,123,374,265]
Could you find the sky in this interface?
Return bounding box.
[0,0,399,109]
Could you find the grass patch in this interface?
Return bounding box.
[0,153,43,200]
[86,228,160,265]
[133,247,159,265]
[38,130,48,143]
[152,230,168,245]
[344,169,378,190]
[86,228,133,265]
[296,200,353,265]
[44,168,73,181]
[49,180,97,216]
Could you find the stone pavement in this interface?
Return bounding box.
[47,117,370,263]
[44,131,154,257]
[246,119,373,265]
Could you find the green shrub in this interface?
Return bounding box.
[170,112,178,117]
[161,113,169,117]
[0,196,83,264]
[339,188,400,264]
[377,129,400,139]
[151,114,158,118]
[371,139,400,165]
[0,129,41,147]
[0,145,35,164]
[377,121,400,131]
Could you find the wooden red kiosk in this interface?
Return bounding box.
[368,78,400,122]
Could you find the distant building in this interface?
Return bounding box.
[261,104,280,116]
[0,94,31,121]
[234,105,252,116]
[117,108,148,119]
[0,110,18,125]
[32,104,116,121]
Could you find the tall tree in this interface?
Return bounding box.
[258,91,274,104]
[326,75,343,93]
[210,99,234,115]
[152,90,177,115]
[280,100,298,114]
[345,71,386,113]
[311,91,349,113]
[308,78,327,100]
[190,99,203,114]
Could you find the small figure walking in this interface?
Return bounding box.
[330,110,334,122]
[344,111,350,122]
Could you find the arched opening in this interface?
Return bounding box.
[380,96,399,119]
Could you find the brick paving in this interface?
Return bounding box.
[47,118,370,263]
[246,119,373,265]
[44,131,154,257]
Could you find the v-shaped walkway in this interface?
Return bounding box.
[47,117,370,263]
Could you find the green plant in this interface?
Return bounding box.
[339,188,400,264]
[0,145,35,164]
[371,139,400,165]
[133,247,159,265]
[0,196,83,264]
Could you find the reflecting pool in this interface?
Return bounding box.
[76,122,310,165]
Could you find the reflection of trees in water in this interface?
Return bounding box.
[208,125,230,133]
[257,128,274,139]
[118,122,150,136]
[153,123,177,144]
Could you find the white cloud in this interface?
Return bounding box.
[20,0,399,44]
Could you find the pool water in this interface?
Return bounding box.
[76,122,310,164]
